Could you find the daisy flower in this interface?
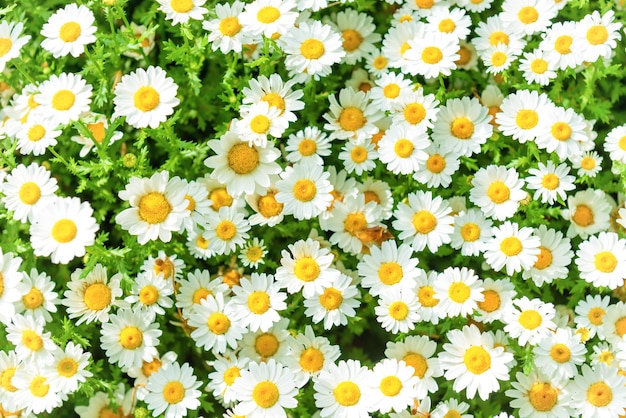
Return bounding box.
[540,21,583,70]
[116,171,189,245]
[323,87,382,142]
[204,1,252,54]
[404,32,459,78]
[496,90,554,144]
[431,399,472,418]
[390,88,440,132]
[15,115,62,156]
[569,364,626,418]
[470,165,526,221]
[561,189,612,238]
[236,101,288,147]
[141,251,186,282]
[331,8,380,65]
[500,0,557,35]
[246,187,285,227]
[207,352,249,405]
[413,143,460,188]
[173,177,213,234]
[535,106,589,161]
[365,48,391,77]
[186,228,215,260]
[70,112,123,157]
[369,358,420,414]
[571,150,603,177]
[382,20,422,71]
[238,317,293,363]
[0,21,30,72]
[230,273,286,333]
[157,0,207,25]
[392,190,454,253]
[100,308,162,369]
[1,162,58,223]
[204,129,281,196]
[30,196,98,264]
[12,367,65,415]
[279,20,345,81]
[432,96,492,157]
[40,3,96,58]
[525,161,575,205]
[602,302,626,345]
[594,342,618,368]
[533,327,586,380]
[6,314,57,366]
[481,43,522,75]
[576,10,623,63]
[0,350,21,410]
[239,237,267,269]
[35,72,92,126]
[576,231,626,290]
[43,342,93,395]
[313,359,374,418]
[125,270,174,319]
[433,267,484,318]
[369,72,413,112]
[240,0,298,39]
[284,126,332,165]
[175,268,229,318]
[455,39,479,71]
[473,277,516,323]
[604,124,626,164]
[187,292,244,354]
[519,49,557,85]
[506,370,571,418]
[232,359,298,418]
[282,326,341,387]
[358,240,420,298]
[339,138,378,175]
[521,225,573,287]
[375,288,421,334]
[426,7,471,40]
[112,66,180,129]
[304,274,361,330]
[203,206,250,255]
[74,385,133,418]
[275,162,333,221]
[15,268,59,323]
[0,249,23,325]
[240,73,304,124]
[357,178,394,220]
[144,362,202,418]
[503,297,557,346]
[377,123,430,175]
[125,351,178,402]
[121,22,156,60]
[457,0,494,12]
[450,208,493,257]
[472,15,526,56]
[439,324,514,400]
[483,221,540,276]
[574,294,611,340]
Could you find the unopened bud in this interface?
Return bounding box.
[123,153,137,168]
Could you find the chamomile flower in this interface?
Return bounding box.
[450,208,493,257]
[526,161,575,205]
[533,327,586,380]
[472,15,525,56]
[304,274,361,330]
[483,222,540,276]
[506,370,571,418]
[15,269,58,323]
[70,113,123,157]
[455,39,479,71]
[457,0,495,12]
[157,0,207,25]
[283,326,341,387]
[375,288,421,334]
[604,124,626,164]
[240,0,298,39]
[186,228,215,260]
[521,225,573,287]
[569,363,626,418]
[1,162,58,223]
[574,294,611,340]
[602,302,626,345]
[204,1,251,54]
[481,44,522,74]
[0,21,30,72]
[239,238,267,269]
[496,90,554,144]
[44,342,93,394]
[576,10,623,63]
[535,106,589,161]
[404,32,459,79]
[187,292,244,354]
[40,3,96,58]
[35,72,92,126]
[241,74,304,124]
[413,144,460,188]
[323,87,382,142]
[358,240,420,298]
[231,273,287,333]
[329,9,380,66]
[30,197,98,265]
[369,358,421,414]
[519,49,557,85]
[503,297,557,346]
[12,367,65,415]
[439,324,514,400]
[236,101,288,147]
[369,72,412,112]
[15,115,62,156]
[125,351,178,402]
[576,232,626,290]
[473,277,516,323]
[313,359,374,418]
[339,138,378,175]
[594,342,618,368]
[100,308,162,369]
[275,162,333,221]
[141,251,186,282]
[540,21,582,70]
[6,314,57,366]
[500,0,557,35]
[357,178,394,220]
[238,317,293,363]
[392,190,454,253]
[0,250,23,326]
[112,66,180,129]
[0,350,21,410]
[378,123,430,175]
[470,165,526,221]
[279,20,345,81]
[246,187,285,227]
[116,171,189,245]
[122,22,156,60]
[144,362,202,418]
[207,352,249,405]
[434,267,484,318]
[284,126,332,165]
[382,20,422,71]
[573,150,605,179]
[175,269,229,319]
[125,270,174,319]
[203,206,251,255]
[426,7,471,40]
[390,88,440,132]
[561,189,612,238]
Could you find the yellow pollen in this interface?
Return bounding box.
[255,333,279,358]
[52,89,76,111]
[209,187,233,210]
[389,301,409,320]
[120,326,143,349]
[294,257,320,282]
[138,192,172,224]
[371,129,385,146]
[518,6,539,24]
[334,381,361,406]
[133,86,160,112]
[500,236,522,257]
[403,103,426,125]
[196,234,209,249]
[489,31,509,46]
[487,180,510,204]
[491,51,507,67]
[529,382,558,411]
[192,288,211,305]
[319,288,343,310]
[417,285,439,307]
[350,146,368,163]
[586,25,609,45]
[383,83,401,99]
[618,135,626,151]
[87,122,106,143]
[421,46,443,64]
[184,195,195,212]
[363,191,380,205]
[154,258,174,280]
[223,269,241,288]
[344,212,367,236]
[339,107,366,132]
[444,412,462,418]
[412,210,437,234]
[223,366,240,386]
[587,307,605,326]
[27,124,46,141]
[261,93,285,112]
[19,182,41,205]
[59,22,81,42]
[572,204,594,227]
[22,287,44,310]
[22,329,43,351]
[398,15,412,23]
[216,220,237,241]
[534,246,553,270]
[541,173,560,190]
[228,143,259,174]
[403,353,428,378]
[586,382,612,407]
[252,381,279,408]
[342,29,363,52]
[373,56,388,69]
[516,109,539,130]
[250,115,270,134]
[51,218,77,243]
[298,138,317,156]
[258,191,283,217]
[141,358,161,377]
[550,343,571,363]
[463,346,491,374]
[581,157,596,170]
[300,39,325,59]
[299,347,324,373]
[551,122,572,141]
[451,117,475,139]
[246,246,264,262]
[415,0,434,8]
[162,381,185,404]
[424,154,445,174]
[477,289,500,313]
[448,282,471,303]
[139,285,159,306]
[380,376,403,397]
[248,291,270,314]
[594,251,618,273]
[616,317,626,337]
[257,6,280,24]
[0,367,17,392]
[394,138,414,158]
[460,222,480,242]
[29,376,50,398]
[555,35,572,54]
[438,19,456,33]
[293,179,317,202]
[27,95,39,109]
[83,282,112,311]
[0,38,12,57]
[208,312,231,334]
[219,16,241,37]
[378,262,403,285]
[599,351,614,364]
[519,309,542,330]
[530,58,548,74]
[456,46,471,66]
[57,357,79,378]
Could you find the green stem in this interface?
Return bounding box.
[13,60,36,85]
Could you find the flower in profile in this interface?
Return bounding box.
[157,0,207,25]
[1,162,58,223]
[144,362,202,418]
[112,66,180,129]
[604,124,626,164]
[40,3,96,58]
[0,21,31,72]
[0,250,23,324]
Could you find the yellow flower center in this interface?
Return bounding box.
[139,285,159,306]
[383,83,401,99]
[500,236,522,257]
[163,381,185,404]
[59,22,81,42]
[338,107,366,132]
[534,246,553,270]
[22,287,44,310]
[403,352,427,378]
[252,381,279,408]
[541,173,559,190]
[83,282,112,311]
[491,51,507,67]
[477,289,500,313]
[572,204,594,227]
[448,282,471,303]
[138,192,172,224]
[451,117,475,139]
[299,347,324,373]
[258,191,283,217]
[57,357,79,377]
[29,376,50,398]
[257,6,280,24]
[216,220,236,240]
[586,25,609,45]
[529,383,558,411]
[417,285,439,307]
[616,317,626,337]
[192,288,211,304]
[581,157,596,170]
[403,103,426,125]
[246,246,264,262]
[208,312,231,334]
[518,6,539,24]
[412,210,437,234]
[248,291,270,314]
[298,138,317,156]
[587,307,605,326]
[224,366,240,386]
[342,29,363,52]
[261,93,285,113]
[463,346,491,374]
[87,121,106,143]
[489,31,509,46]
[378,262,403,285]
[394,138,414,158]
[27,124,46,141]
[133,86,160,112]
[52,89,76,111]
[438,18,456,33]
[456,46,472,66]
[519,309,542,330]
[618,135,626,151]
[530,58,548,74]
[319,288,343,310]
[554,35,572,54]
[373,56,388,69]
[487,180,510,203]
[594,251,618,273]
[51,218,77,243]
[119,326,143,350]
[422,46,443,64]
[294,257,320,282]
[586,382,612,407]
[141,358,162,377]
[551,122,572,141]
[380,375,403,397]
[170,0,194,12]
[550,343,571,363]
[228,143,259,174]
[293,179,317,202]
[255,333,279,358]
[154,257,174,280]
[344,212,367,236]
[184,195,195,212]
[415,0,434,8]
[426,154,446,173]
[516,109,539,130]
[300,39,325,59]
[398,15,413,23]
[219,16,241,36]
[22,329,43,351]
[460,223,481,242]
[196,234,209,249]
[334,381,361,406]
[599,351,614,364]
[389,301,409,320]
[19,182,41,205]
[250,115,270,134]
[0,38,12,57]
[350,145,368,163]
[209,187,233,210]
[0,367,17,392]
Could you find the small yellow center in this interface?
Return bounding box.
[154,258,174,280]
[255,333,279,358]
[344,212,367,236]
[426,154,446,173]
[119,326,143,349]
[541,174,560,190]
[0,38,12,57]
[587,25,609,45]
[587,307,605,326]
[52,89,76,111]
[57,357,79,378]
[551,122,572,141]
[27,125,46,141]
[586,382,612,407]
[350,146,368,163]
[59,22,81,42]
[250,115,270,134]
[252,381,279,408]
[373,56,388,69]
[170,0,194,12]
[460,223,481,242]
[224,366,240,386]
[163,381,185,404]
[383,83,401,99]
[463,346,491,374]
[248,291,270,314]
[0,368,17,392]
[294,257,320,282]
[378,262,403,285]
[84,282,112,311]
[246,246,264,262]
[534,246,553,270]
[415,0,434,8]
[22,330,43,351]
[531,58,548,74]
[404,103,426,125]
[209,188,233,210]
[448,282,471,303]
[412,210,437,234]
[22,287,44,310]
[342,29,363,52]
[257,6,280,24]
[19,182,41,205]
[389,301,409,320]
[298,138,317,156]
[139,285,159,306]
[138,192,172,224]
[216,220,236,241]
[529,383,558,412]
[380,376,403,397]
[456,46,472,65]
[51,219,77,243]
[599,351,614,364]
[196,235,209,249]
[616,317,626,337]
[491,51,507,67]
[192,288,211,305]
[334,381,361,406]
[403,353,427,378]
[516,109,539,130]
[519,309,542,330]
[219,17,241,36]
[438,19,456,33]
[487,181,510,203]
[293,179,317,202]
[228,143,259,174]
[618,135,626,151]
[300,39,325,59]
[477,289,500,313]
[417,285,438,307]
[208,312,231,335]
[572,204,594,227]
[319,288,343,310]
[489,31,509,46]
[339,107,366,132]
[299,347,324,373]
[555,35,572,54]
[581,157,596,170]
[422,46,443,64]
[518,6,539,24]
[87,122,106,143]
[451,117,475,139]
[133,86,160,112]
[184,195,196,212]
[29,376,50,398]
[141,358,162,377]
[550,343,571,363]
[394,138,414,158]
[594,251,618,273]
[261,93,285,112]
[500,236,522,257]
[258,192,283,217]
